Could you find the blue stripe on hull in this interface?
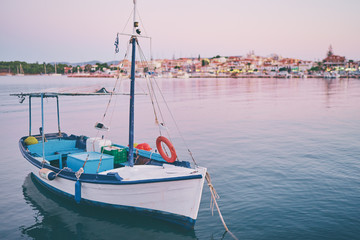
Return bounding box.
[31,173,196,228]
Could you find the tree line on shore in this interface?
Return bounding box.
[0,61,71,74]
[0,61,115,75]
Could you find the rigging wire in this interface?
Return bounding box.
[136,9,153,60]
[74,32,235,237]
[137,41,199,163]
[76,39,132,177]
[106,42,132,124]
[154,75,198,165]
[144,75,159,125]
[135,42,236,238]
[136,43,163,123]
[137,43,168,136]
[121,9,134,34]
[95,40,133,173]
[136,9,148,37]
[136,42,175,159]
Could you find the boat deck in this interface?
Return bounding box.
[100,165,204,182]
[23,133,192,176]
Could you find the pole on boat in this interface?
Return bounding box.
[41,93,45,161]
[128,38,136,167]
[133,0,137,34]
[29,96,32,136]
[56,96,61,136]
[128,0,137,167]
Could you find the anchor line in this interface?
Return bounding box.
[206,172,238,240]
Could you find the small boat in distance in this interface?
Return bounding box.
[6,66,12,76]
[12,0,207,228]
[16,64,25,76]
[324,71,340,79]
[50,63,61,76]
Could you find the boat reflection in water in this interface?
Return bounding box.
[21,174,196,240]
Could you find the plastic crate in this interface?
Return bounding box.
[67,152,114,174]
[102,146,128,164]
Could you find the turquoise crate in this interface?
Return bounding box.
[67,152,114,174]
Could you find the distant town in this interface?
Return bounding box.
[1,46,359,79]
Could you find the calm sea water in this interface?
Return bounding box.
[0,76,359,240]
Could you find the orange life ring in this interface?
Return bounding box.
[156,136,177,163]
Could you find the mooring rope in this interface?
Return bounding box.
[56,167,72,177]
[75,152,90,180]
[206,172,238,240]
[207,173,220,216]
[75,167,84,180]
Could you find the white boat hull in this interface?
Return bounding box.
[30,164,207,226]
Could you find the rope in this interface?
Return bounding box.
[137,43,167,134]
[137,41,196,164]
[75,152,90,179]
[206,172,238,240]
[95,59,128,172]
[107,75,124,127]
[134,149,140,164]
[137,43,177,161]
[56,167,72,177]
[136,9,148,37]
[81,40,131,173]
[206,172,220,216]
[145,75,159,125]
[91,35,132,173]
[115,18,234,237]
[96,155,104,173]
[99,42,129,124]
[154,80,194,163]
[106,42,131,128]
[136,9,153,60]
[121,9,134,34]
[75,167,84,180]
[122,37,235,238]
[149,151,154,160]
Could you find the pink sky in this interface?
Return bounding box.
[0,0,359,63]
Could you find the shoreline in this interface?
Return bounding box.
[189,75,360,79]
[1,73,359,79]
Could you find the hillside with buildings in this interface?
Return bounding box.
[1,46,359,78]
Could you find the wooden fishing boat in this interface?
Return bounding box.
[12,0,207,228]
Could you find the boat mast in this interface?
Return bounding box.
[128,0,137,167]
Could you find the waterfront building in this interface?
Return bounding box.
[323,45,346,70]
